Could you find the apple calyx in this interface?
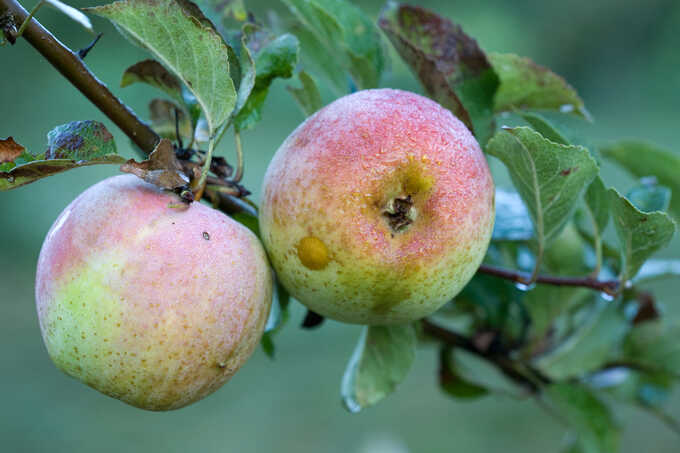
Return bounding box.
[383,194,417,232]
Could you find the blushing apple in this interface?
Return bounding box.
[259,89,494,325]
[35,174,272,411]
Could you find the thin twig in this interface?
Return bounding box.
[477,264,619,295]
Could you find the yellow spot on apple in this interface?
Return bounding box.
[297,236,330,270]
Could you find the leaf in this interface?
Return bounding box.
[633,259,680,284]
[120,138,189,190]
[622,320,680,376]
[486,127,599,267]
[121,59,184,104]
[489,53,589,119]
[230,23,257,117]
[46,120,116,160]
[1,156,126,191]
[439,347,488,399]
[378,3,499,144]
[290,23,346,93]
[574,176,610,274]
[45,0,93,32]
[626,180,671,213]
[609,188,675,282]
[260,333,275,358]
[264,279,291,332]
[546,383,620,453]
[588,367,675,409]
[284,0,384,90]
[583,177,610,240]
[0,137,25,163]
[1,122,122,191]
[148,99,193,143]
[233,31,299,131]
[600,141,680,218]
[520,111,569,145]
[89,0,237,134]
[533,298,629,380]
[287,71,323,117]
[492,188,533,241]
[341,323,417,412]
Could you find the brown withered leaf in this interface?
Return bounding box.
[0,137,25,163]
[378,3,499,145]
[121,59,184,104]
[120,139,190,190]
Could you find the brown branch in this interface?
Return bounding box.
[477,264,619,295]
[1,0,159,153]
[421,319,546,393]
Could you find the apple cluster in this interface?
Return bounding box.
[35,89,495,410]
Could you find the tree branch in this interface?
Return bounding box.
[477,264,619,295]
[1,0,159,153]
[421,319,546,393]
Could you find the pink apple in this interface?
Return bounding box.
[259,89,495,325]
[35,175,272,410]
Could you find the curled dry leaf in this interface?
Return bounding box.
[121,139,190,190]
[0,137,25,163]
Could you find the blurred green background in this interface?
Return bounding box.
[2,0,679,451]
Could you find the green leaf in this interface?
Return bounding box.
[341,323,416,412]
[623,320,680,376]
[286,71,323,117]
[260,332,275,358]
[290,23,346,93]
[600,141,680,218]
[285,0,384,90]
[89,0,237,134]
[378,3,499,144]
[575,176,610,274]
[486,127,599,269]
[229,23,257,118]
[546,383,620,453]
[492,189,533,241]
[523,286,591,347]
[46,120,117,160]
[233,31,299,131]
[148,99,193,143]
[439,347,489,399]
[588,367,675,409]
[633,259,680,284]
[520,111,569,145]
[45,0,93,32]
[1,122,122,191]
[489,53,589,119]
[609,188,675,282]
[583,177,610,241]
[230,210,260,237]
[534,299,629,380]
[626,180,671,213]
[264,279,291,334]
[121,59,185,105]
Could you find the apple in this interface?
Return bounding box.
[35,174,272,410]
[259,89,495,325]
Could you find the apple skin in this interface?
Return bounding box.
[259,89,495,325]
[35,174,272,411]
